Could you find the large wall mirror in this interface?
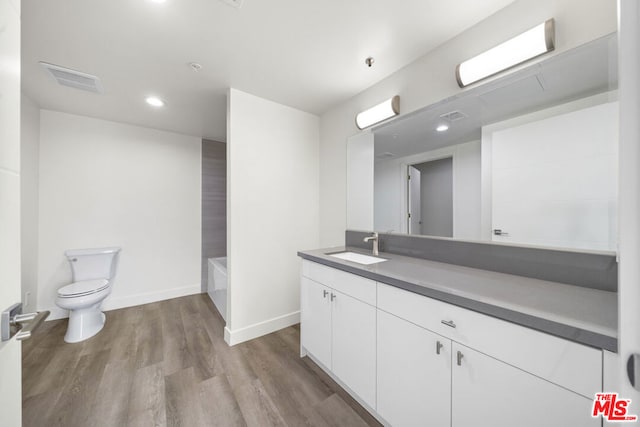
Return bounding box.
[348,33,618,252]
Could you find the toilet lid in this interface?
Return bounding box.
[58,279,109,297]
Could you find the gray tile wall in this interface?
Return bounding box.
[202,140,226,291]
[346,230,618,292]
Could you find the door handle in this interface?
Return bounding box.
[457,350,464,366]
[627,353,640,391]
[323,290,329,298]
[436,340,444,355]
[1,303,50,341]
[493,229,510,236]
[14,311,50,341]
[330,293,337,302]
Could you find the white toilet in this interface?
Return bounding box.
[56,247,121,343]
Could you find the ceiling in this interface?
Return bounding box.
[21,0,516,141]
[374,34,618,159]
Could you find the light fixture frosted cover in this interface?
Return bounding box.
[456,19,555,88]
[356,96,400,129]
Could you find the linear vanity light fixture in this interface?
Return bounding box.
[355,95,400,129]
[455,19,555,88]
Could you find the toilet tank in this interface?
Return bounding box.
[65,247,121,282]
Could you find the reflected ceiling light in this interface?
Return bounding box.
[355,96,400,130]
[145,96,165,107]
[436,124,449,132]
[456,19,555,88]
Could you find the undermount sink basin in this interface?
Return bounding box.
[328,251,387,265]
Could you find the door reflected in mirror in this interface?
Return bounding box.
[407,158,453,237]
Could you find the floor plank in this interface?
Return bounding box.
[128,363,167,427]
[180,309,221,381]
[199,375,246,427]
[92,359,136,427]
[164,367,207,427]
[232,378,287,427]
[160,299,191,376]
[22,389,61,427]
[49,349,111,427]
[315,394,372,427]
[22,294,381,427]
[134,308,164,369]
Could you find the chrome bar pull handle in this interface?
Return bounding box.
[627,354,640,391]
[323,290,329,298]
[457,350,464,366]
[436,340,444,355]
[14,311,50,341]
[2,303,50,342]
[441,319,456,328]
[330,293,337,302]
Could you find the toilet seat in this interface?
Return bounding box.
[58,279,109,298]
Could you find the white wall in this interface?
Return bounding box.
[319,0,617,246]
[20,94,40,311]
[226,88,319,345]
[374,140,481,239]
[38,110,202,319]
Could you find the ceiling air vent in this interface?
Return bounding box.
[439,110,468,122]
[220,0,243,8]
[376,152,395,159]
[39,62,103,94]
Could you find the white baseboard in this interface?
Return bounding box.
[224,310,300,346]
[44,283,201,321]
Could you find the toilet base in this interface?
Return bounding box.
[64,304,106,343]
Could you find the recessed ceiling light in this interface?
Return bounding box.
[436,124,449,132]
[145,96,165,107]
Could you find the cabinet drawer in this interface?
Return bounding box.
[302,260,376,305]
[377,282,602,398]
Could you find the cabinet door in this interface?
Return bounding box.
[331,289,376,408]
[377,310,451,427]
[301,277,332,368]
[452,343,599,427]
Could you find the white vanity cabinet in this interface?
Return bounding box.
[377,309,452,427]
[377,281,602,427]
[300,261,377,409]
[300,259,605,427]
[300,277,332,368]
[451,343,598,427]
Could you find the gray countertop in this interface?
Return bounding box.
[298,246,618,352]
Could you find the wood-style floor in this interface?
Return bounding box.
[22,294,381,427]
